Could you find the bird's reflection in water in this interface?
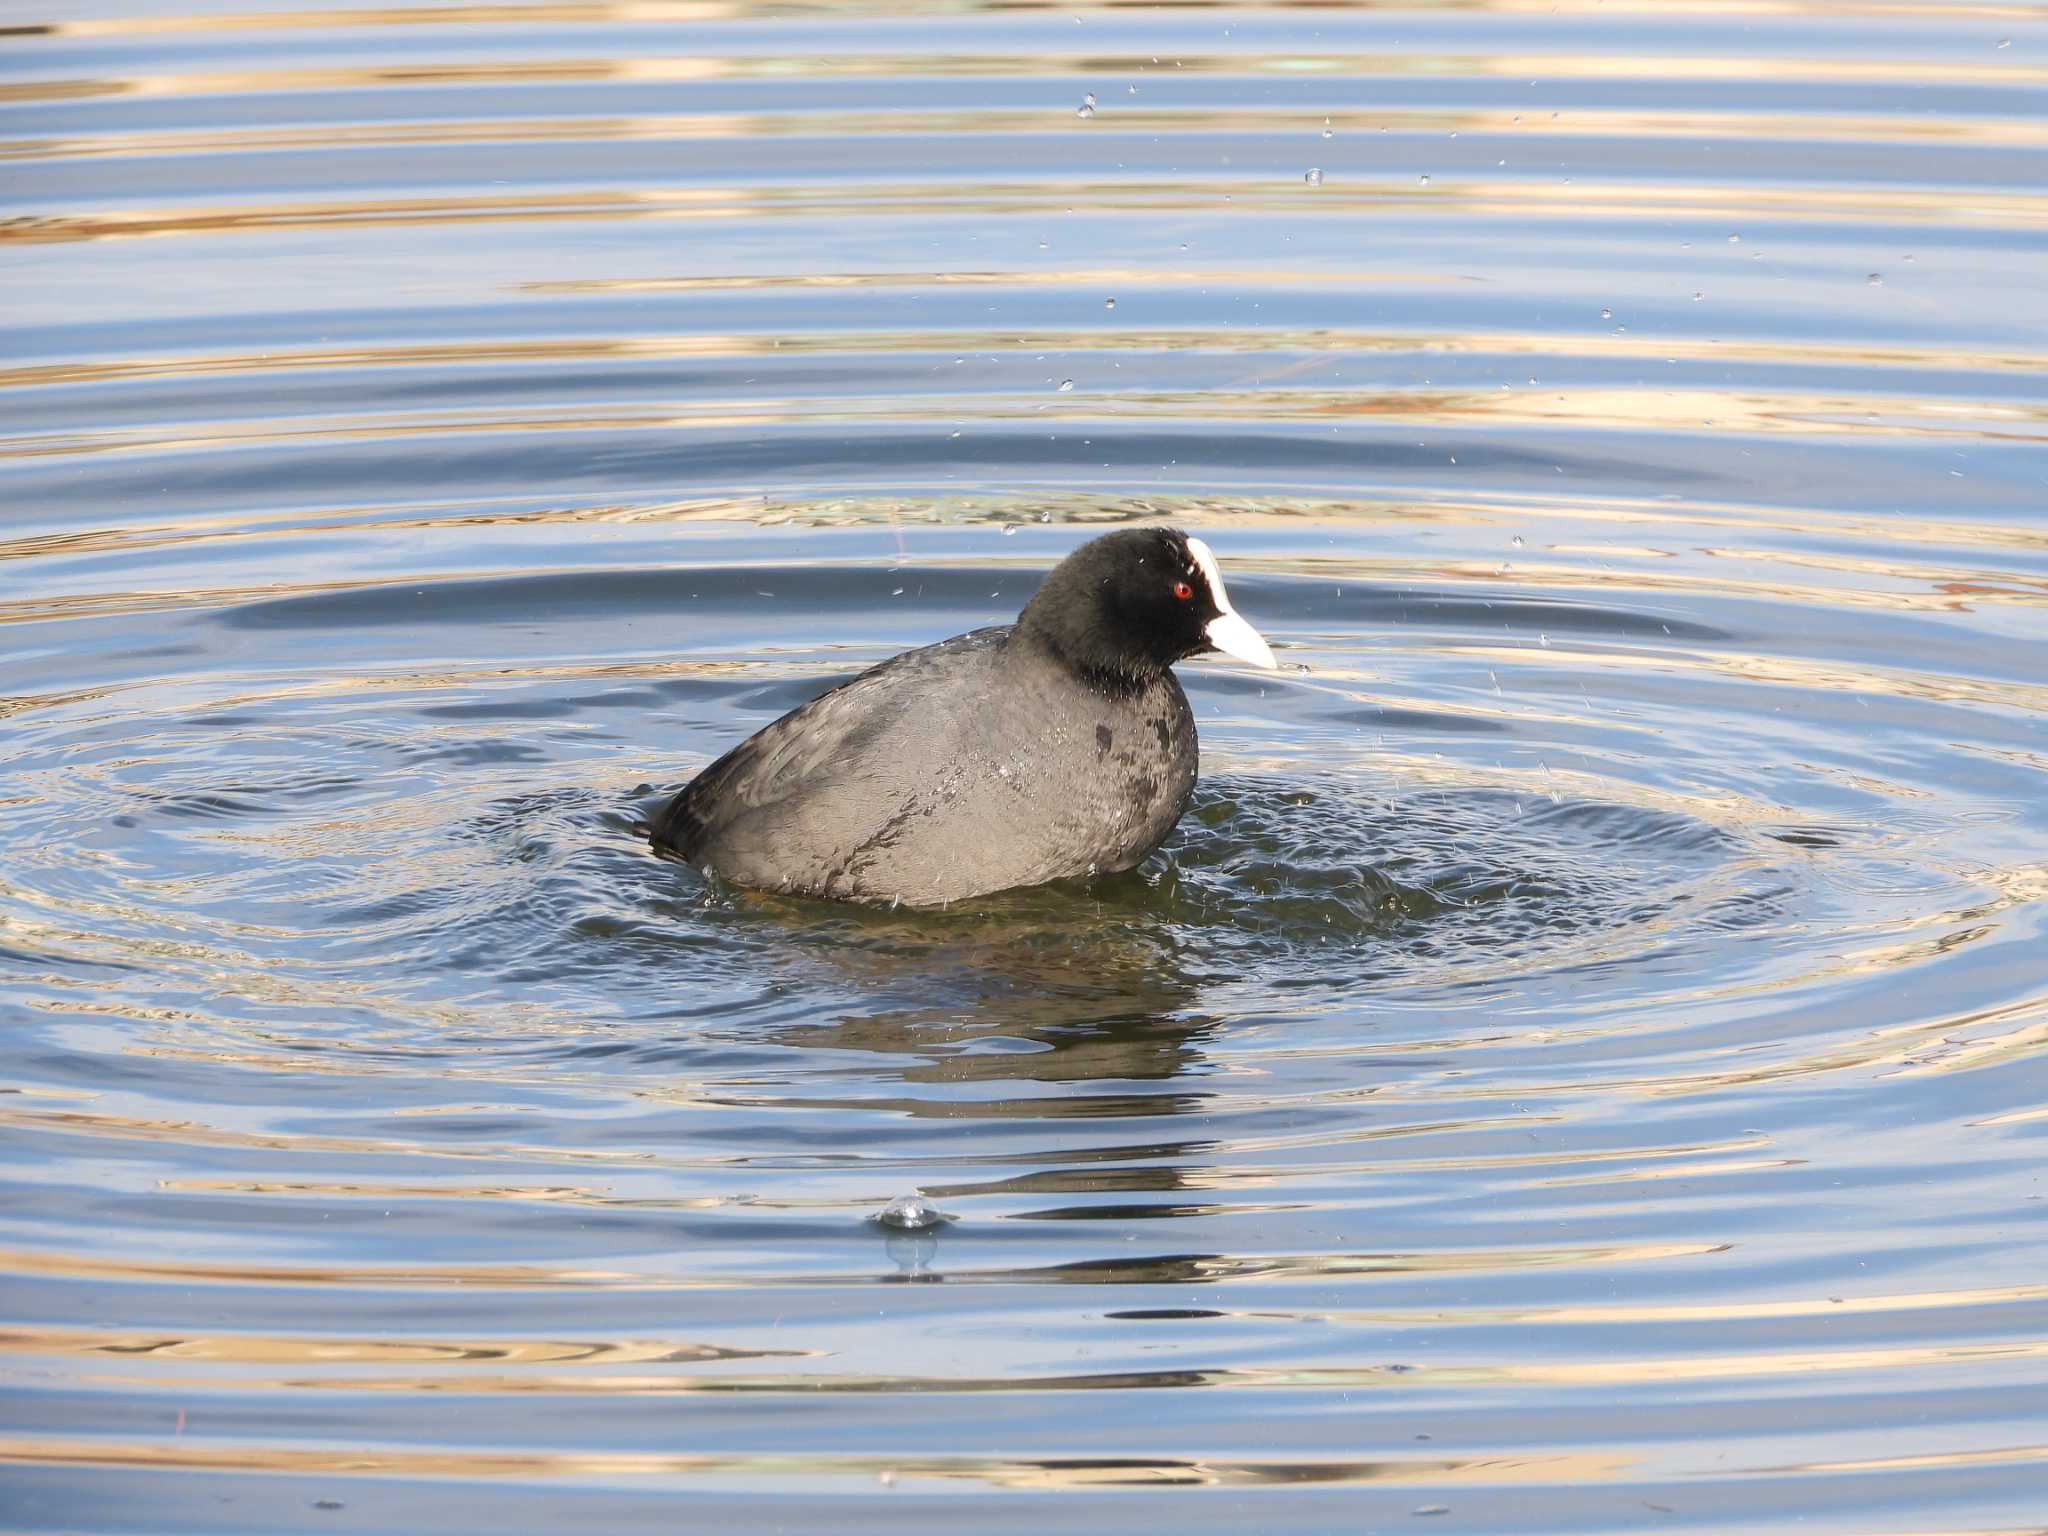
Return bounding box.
[748,874,1218,1089]
[719,873,1229,1227]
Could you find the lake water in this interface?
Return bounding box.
[5,1,2048,1529]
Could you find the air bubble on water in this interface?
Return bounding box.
[1599,307,1612,320]
[876,1193,950,1231]
[1057,378,1074,391]
[1866,272,1884,285]
[1304,167,1323,186]
[1077,94,1096,119]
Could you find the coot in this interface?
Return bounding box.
[650,527,1275,906]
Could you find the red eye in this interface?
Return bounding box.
[1172,580,1194,600]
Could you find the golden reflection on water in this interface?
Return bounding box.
[8,327,2046,394]
[55,1336,2048,1397]
[0,1238,1733,1293]
[14,105,2048,162]
[5,387,2042,469]
[8,176,2048,244]
[0,1436,1637,1490]
[26,0,2044,39]
[8,49,2048,107]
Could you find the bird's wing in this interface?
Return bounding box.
[653,627,1007,854]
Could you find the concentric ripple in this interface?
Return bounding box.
[4,1,2048,1532]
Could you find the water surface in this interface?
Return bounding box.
[4,1,2048,1530]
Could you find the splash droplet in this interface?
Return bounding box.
[1303,167,1323,186]
[875,1193,951,1231]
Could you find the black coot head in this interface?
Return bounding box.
[1015,527,1276,690]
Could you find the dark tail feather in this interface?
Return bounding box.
[647,786,705,856]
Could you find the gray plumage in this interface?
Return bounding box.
[650,528,1274,907]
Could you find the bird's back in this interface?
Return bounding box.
[653,626,1197,906]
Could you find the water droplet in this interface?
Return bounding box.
[1057,378,1074,391]
[1076,94,1096,119]
[1303,167,1323,186]
[1417,173,1431,185]
[875,1193,950,1231]
[1902,253,1916,264]
[1728,232,1741,243]
[1866,272,1884,285]
[1104,296,1116,310]
[1321,118,1333,139]
[1511,534,1524,547]
[1599,307,1612,320]
[1996,37,2010,48]
[1001,522,1020,535]
[1692,291,1705,302]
